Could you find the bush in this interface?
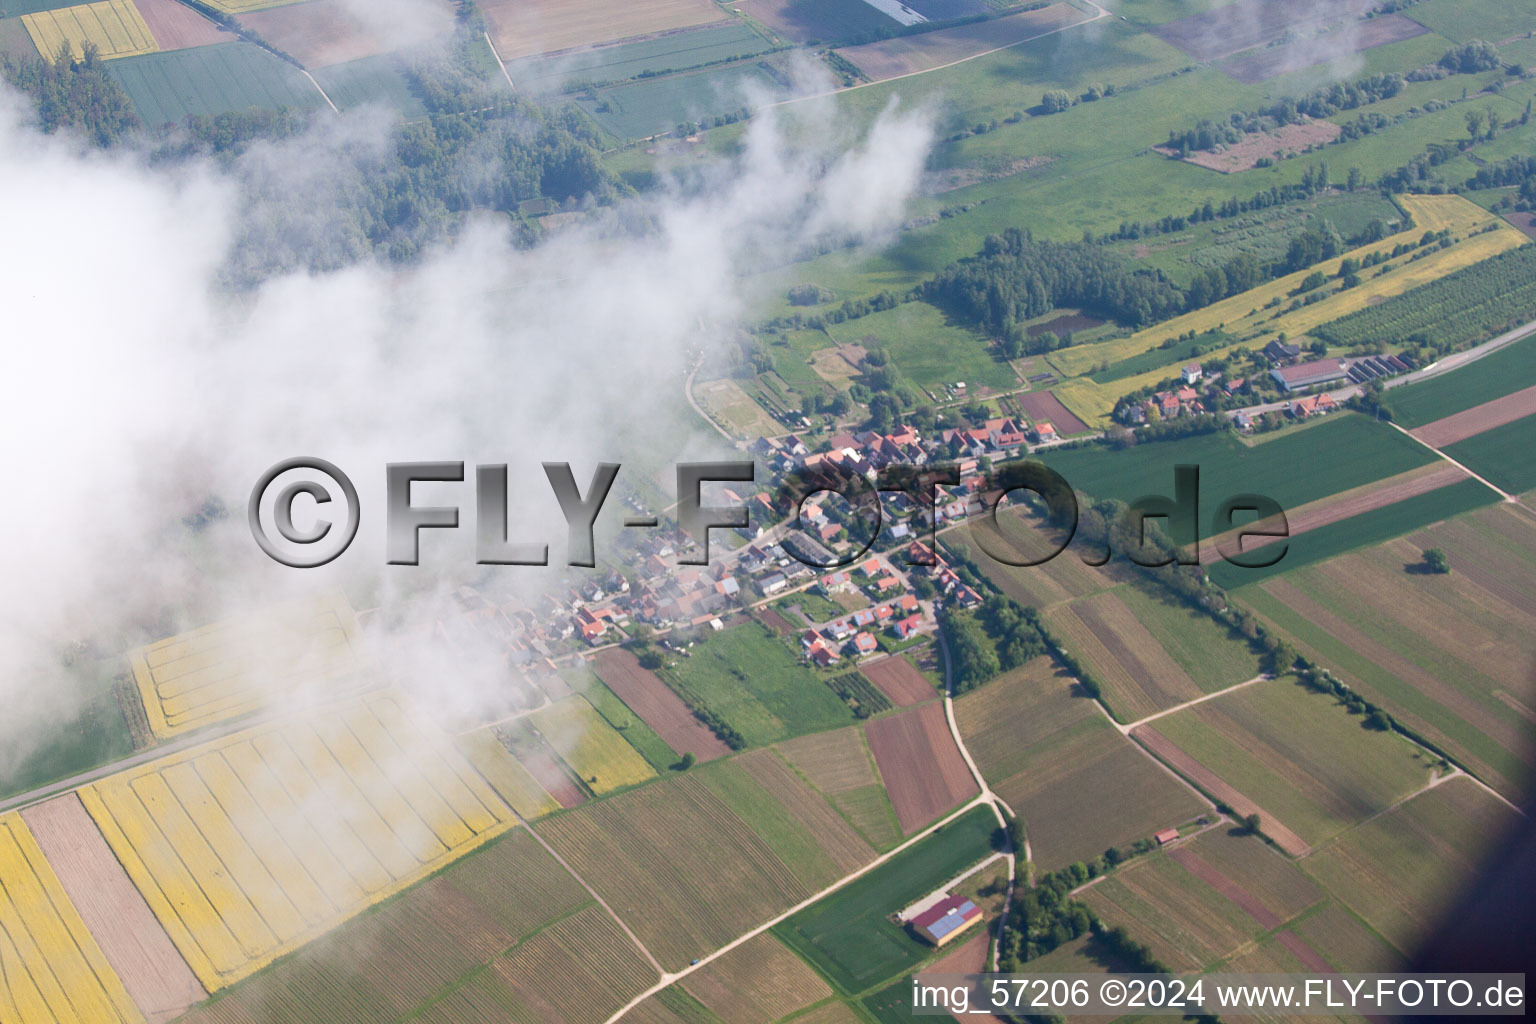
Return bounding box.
[1041,89,1073,114]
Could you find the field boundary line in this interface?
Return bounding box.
[516,810,667,977]
[600,793,992,1023]
[1386,420,1525,508]
[484,30,516,91]
[1117,673,1270,734]
[302,68,339,113]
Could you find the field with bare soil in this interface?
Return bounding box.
[865,703,979,833]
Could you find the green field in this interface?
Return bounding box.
[312,55,428,119]
[772,805,996,995]
[1388,335,1536,427]
[508,21,772,92]
[1114,584,1263,692]
[1442,416,1536,495]
[1232,500,1536,802]
[664,621,855,746]
[1301,776,1519,956]
[824,301,1018,393]
[1039,413,1436,539]
[108,42,326,127]
[1403,0,1536,44]
[1149,678,1432,850]
[579,55,791,140]
[1209,477,1502,590]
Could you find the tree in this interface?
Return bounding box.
[1041,89,1073,114]
[675,751,697,771]
[1423,547,1450,574]
[1243,812,1262,835]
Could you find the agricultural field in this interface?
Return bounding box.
[0,656,136,802]
[726,0,895,46]
[537,760,863,971]
[133,0,226,50]
[1315,243,1536,354]
[577,53,794,140]
[835,2,1090,82]
[239,0,404,67]
[1205,475,1501,590]
[1301,776,1519,956]
[824,301,1016,395]
[1043,583,1262,722]
[776,726,904,850]
[954,658,1205,869]
[1140,677,1433,855]
[77,690,517,990]
[107,41,326,127]
[1410,386,1536,449]
[1234,501,1536,802]
[1389,334,1536,427]
[127,589,366,740]
[457,728,562,819]
[23,795,206,1020]
[593,648,732,762]
[21,0,153,60]
[308,55,427,118]
[0,811,144,1024]
[507,20,773,93]
[772,805,996,995]
[864,703,978,833]
[858,654,936,706]
[1403,0,1536,44]
[567,670,679,774]
[1442,415,1536,495]
[680,933,833,1023]
[527,695,656,795]
[661,621,854,747]
[694,376,782,438]
[1041,412,1436,529]
[175,828,621,1024]
[480,0,725,61]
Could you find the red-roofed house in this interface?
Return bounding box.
[891,614,922,640]
[910,897,982,947]
[849,631,878,655]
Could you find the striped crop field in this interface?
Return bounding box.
[0,813,143,1023]
[199,0,299,14]
[129,588,367,739]
[21,0,155,60]
[527,696,655,795]
[77,690,517,991]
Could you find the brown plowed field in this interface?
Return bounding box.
[1276,929,1335,972]
[594,648,732,761]
[1168,846,1280,930]
[240,0,397,67]
[1411,384,1536,448]
[859,655,936,706]
[136,0,230,50]
[758,608,796,636]
[865,703,978,833]
[522,746,589,808]
[1132,727,1310,856]
[20,794,206,1023]
[481,0,725,61]
[1199,462,1466,563]
[837,2,1088,81]
[1016,389,1088,435]
[682,933,832,1023]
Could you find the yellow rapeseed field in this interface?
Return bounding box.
[528,696,656,795]
[130,589,367,740]
[1052,195,1528,426]
[22,0,155,61]
[78,691,517,991]
[0,814,143,1024]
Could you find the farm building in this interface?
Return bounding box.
[1271,358,1348,392]
[1155,827,1180,845]
[910,897,982,947]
